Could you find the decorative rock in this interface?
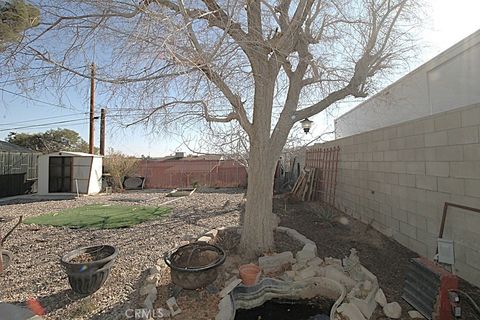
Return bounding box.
[205,229,219,239]
[408,310,425,319]
[324,257,342,267]
[349,285,378,319]
[140,284,156,296]
[296,243,317,264]
[363,280,373,292]
[292,262,306,272]
[197,236,213,243]
[307,257,324,267]
[383,302,402,319]
[219,278,242,298]
[216,296,233,320]
[166,297,182,316]
[375,289,387,307]
[258,251,295,274]
[322,266,357,290]
[143,291,156,309]
[276,226,317,247]
[296,265,318,280]
[337,302,367,320]
[145,274,159,284]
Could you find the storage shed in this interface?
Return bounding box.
[0,141,40,198]
[38,152,102,195]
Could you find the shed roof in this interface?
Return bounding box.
[0,141,38,153]
[42,151,102,157]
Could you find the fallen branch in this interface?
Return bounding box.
[1,216,23,247]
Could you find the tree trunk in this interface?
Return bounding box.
[240,141,278,255]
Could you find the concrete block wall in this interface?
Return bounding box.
[319,103,480,286]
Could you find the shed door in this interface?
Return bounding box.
[49,157,72,193]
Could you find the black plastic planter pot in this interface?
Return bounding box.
[61,245,118,295]
[164,242,226,290]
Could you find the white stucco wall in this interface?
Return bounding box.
[336,29,480,138]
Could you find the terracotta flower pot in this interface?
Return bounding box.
[239,264,261,286]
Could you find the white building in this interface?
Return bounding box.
[37,152,102,195]
[335,29,480,138]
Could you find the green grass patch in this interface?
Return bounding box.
[24,204,171,229]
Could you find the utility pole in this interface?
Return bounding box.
[100,108,106,156]
[89,63,95,154]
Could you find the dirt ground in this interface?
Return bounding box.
[276,199,480,320]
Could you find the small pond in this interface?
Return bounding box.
[234,298,333,320]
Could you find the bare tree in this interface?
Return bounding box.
[2,0,422,255]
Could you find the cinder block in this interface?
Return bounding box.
[398,149,417,161]
[386,216,400,232]
[392,208,408,223]
[434,112,462,131]
[398,174,416,187]
[384,173,399,185]
[425,131,448,147]
[447,126,479,145]
[405,134,426,149]
[437,177,465,195]
[372,151,384,161]
[465,179,480,197]
[454,261,480,287]
[424,148,436,161]
[397,122,416,137]
[409,238,428,257]
[426,218,441,235]
[383,127,398,140]
[461,106,480,127]
[407,162,426,175]
[463,145,480,160]
[389,137,406,150]
[414,119,435,135]
[393,231,410,248]
[416,230,437,248]
[370,130,384,142]
[465,213,480,234]
[391,162,407,173]
[407,187,426,203]
[407,213,427,231]
[450,161,480,179]
[434,145,464,161]
[450,195,480,213]
[384,150,398,161]
[426,162,450,177]
[416,175,438,191]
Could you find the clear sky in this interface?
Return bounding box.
[1,0,480,156]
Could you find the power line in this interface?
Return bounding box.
[0,118,95,132]
[0,88,79,110]
[0,112,89,126]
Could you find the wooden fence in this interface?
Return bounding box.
[304,146,340,206]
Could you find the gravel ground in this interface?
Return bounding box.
[0,189,244,319]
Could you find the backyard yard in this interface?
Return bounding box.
[0,189,479,319]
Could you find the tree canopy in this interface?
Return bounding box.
[7,128,90,153]
[0,0,40,51]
